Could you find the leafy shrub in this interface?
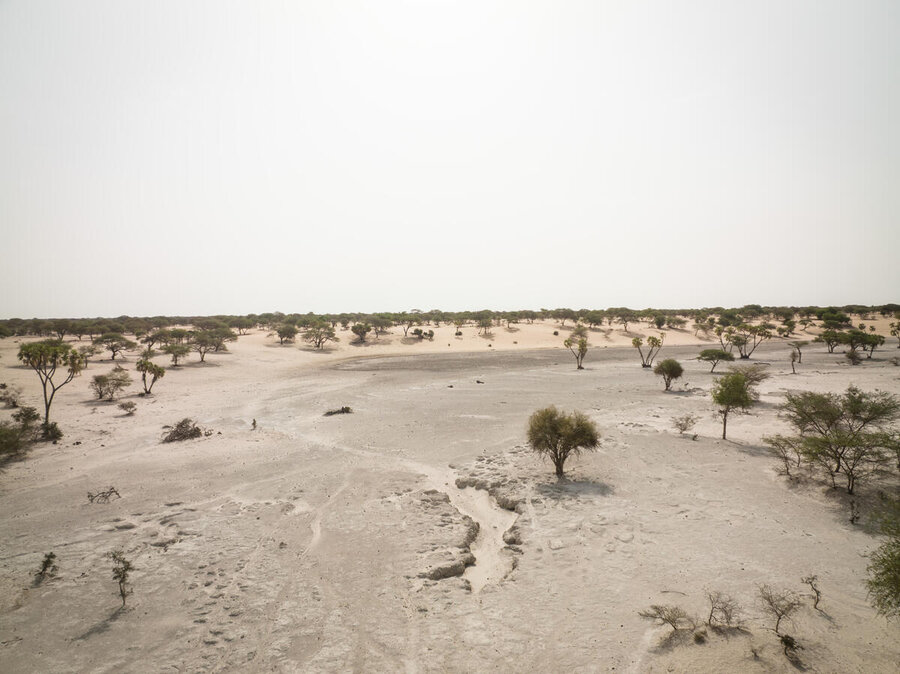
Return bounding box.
[638,604,694,630]
[43,422,62,441]
[118,401,137,415]
[654,358,683,390]
[324,406,353,416]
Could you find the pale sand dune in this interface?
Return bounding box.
[0,320,898,672]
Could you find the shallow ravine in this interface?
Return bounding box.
[308,439,518,592]
[447,485,517,592]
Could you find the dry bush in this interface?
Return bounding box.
[671,413,698,435]
[706,591,741,627]
[758,584,802,634]
[88,486,121,504]
[801,575,822,610]
[118,401,136,415]
[638,604,694,631]
[324,406,353,416]
[162,418,203,443]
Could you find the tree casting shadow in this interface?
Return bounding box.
[74,606,126,641]
[536,478,613,500]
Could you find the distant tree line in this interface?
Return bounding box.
[2,304,897,342]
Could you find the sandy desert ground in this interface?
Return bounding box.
[1,319,899,673]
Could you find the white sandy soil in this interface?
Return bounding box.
[1,319,898,672]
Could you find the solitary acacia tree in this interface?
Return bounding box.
[18,340,85,432]
[163,343,190,366]
[698,349,734,372]
[526,406,599,478]
[564,335,589,369]
[135,359,165,394]
[710,371,754,439]
[189,331,218,362]
[304,322,338,349]
[98,333,137,360]
[654,359,683,391]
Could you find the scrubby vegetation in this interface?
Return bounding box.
[162,418,203,443]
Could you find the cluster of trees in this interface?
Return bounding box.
[762,388,900,619]
[814,323,887,363]
[765,387,899,495]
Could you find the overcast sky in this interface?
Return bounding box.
[1,1,898,319]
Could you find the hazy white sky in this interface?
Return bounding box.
[2,1,898,318]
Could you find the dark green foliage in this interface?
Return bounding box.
[190,330,219,361]
[351,323,371,342]
[276,323,298,344]
[0,407,40,457]
[162,343,190,366]
[698,349,734,372]
[526,406,599,478]
[304,322,338,349]
[710,372,754,439]
[769,386,899,493]
[98,333,137,360]
[654,359,683,391]
[324,406,353,416]
[43,421,63,441]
